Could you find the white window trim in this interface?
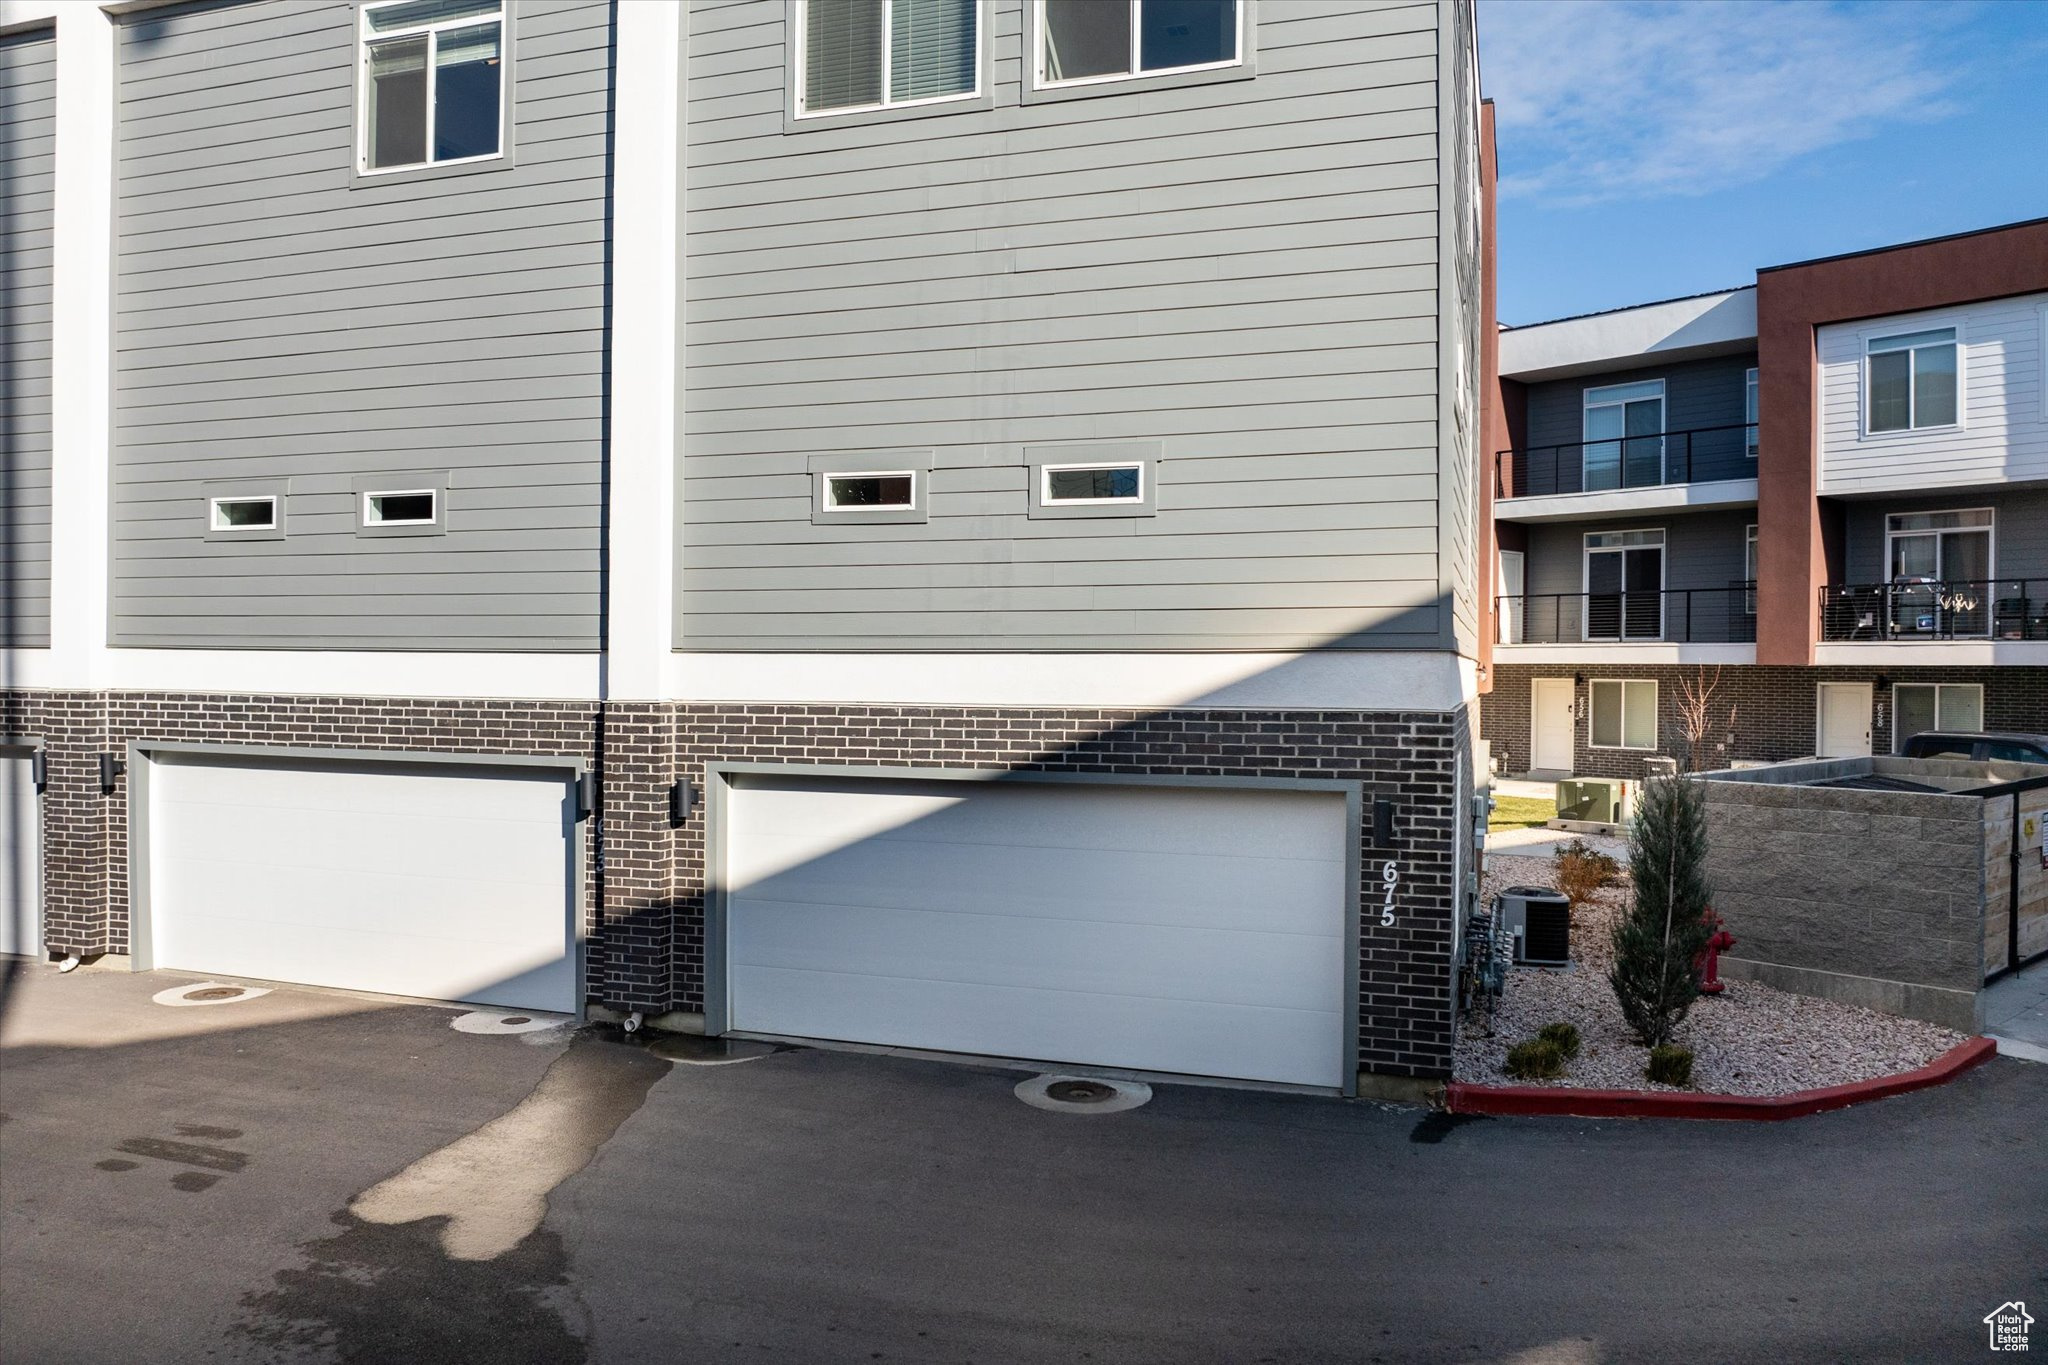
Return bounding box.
[1858,318,1966,438]
[1743,524,1757,615]
[1891,682,1985,752]
[362,487,441,527]
[793,0,985,120]
[356,0,508,177]
[1581,379,1666,488]
[1039,460,1146,506]
[1744,367,1759,459]
[208,494,278,533]
[1032,0,1245,91]
[1581,527,1666,642]
[1882,506,1997,581]
[821,469,919,512]
[1587,678,1659,752]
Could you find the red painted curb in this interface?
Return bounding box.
[1444,1036,1999,1121]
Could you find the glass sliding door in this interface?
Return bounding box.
[1886,509,1993,637]
[1582,380,1665,491]
[1584,529,1665,640]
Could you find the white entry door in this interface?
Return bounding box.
[1530,678,1576,773]
[0,748,39,958]
[147,752,578,1011]
[1817,683,1874,758]
[724,775,1350,1088]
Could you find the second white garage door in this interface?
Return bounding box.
[146,751,577,1012]
[724,776,1350,1088]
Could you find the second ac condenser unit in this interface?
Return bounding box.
[1497,886,1571,967]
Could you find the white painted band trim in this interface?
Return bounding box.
[661,652,1480,711]
[0,648,602,699]
[1493,644,1756,666]
[1495,478,1759,524]
[1814,642,2048,667]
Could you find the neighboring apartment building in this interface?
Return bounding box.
[0,0,1491,1095]
[1483,219,2048,780]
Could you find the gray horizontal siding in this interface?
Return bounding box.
[111,0,612,651]
[679,0,1457,652]
[1,30,55,647]
[1520,352,1759,493]
[1842,488,2048,586]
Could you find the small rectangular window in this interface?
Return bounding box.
[360,0,504,174]
[824,472,916,509]
[1026,443,1160,519]
[1589,679,1658,751]
[364,489,439,526]
[1744,524,1757,615]
[1866,326,1958,433]
[1744,367,1759,458]
[1043,463,1143,504]
[1039,0,1240,89]
[798,0,980,117]
[210,496,277,532]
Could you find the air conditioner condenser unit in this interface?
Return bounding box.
[1497,885,1571,967]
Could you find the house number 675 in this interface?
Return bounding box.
[1380,860,1399,927]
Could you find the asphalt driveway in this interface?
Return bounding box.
[2,964,2043,1364]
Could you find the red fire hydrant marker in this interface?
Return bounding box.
[1697,909,1737,995]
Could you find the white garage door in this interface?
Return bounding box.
[147,752,576,1012]
[725,776,1350,1088]
[0,748,39,959]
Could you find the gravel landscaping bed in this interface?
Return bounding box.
[1456,854,1968,1096]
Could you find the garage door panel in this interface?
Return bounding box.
[149,754,575,1013]
[734,779,1347,866]
[732,964,1344,1089]
[731,896,1343,1011]
[726,776,1350,1088]
[733,835,1344,936]
[158,806,567,889]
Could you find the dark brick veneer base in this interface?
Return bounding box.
[1484,663,2048,779]
[4,691,1473,1081]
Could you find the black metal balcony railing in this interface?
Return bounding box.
[1495,422,1757,500]
[1496,585,1757,645]
[1819,579,2048,642]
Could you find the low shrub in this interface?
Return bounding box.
[1646,1044,1695,1087]
[1536,1021,1581,1060]
[1552,838,1620,908]
[1504,1038,1567,1081]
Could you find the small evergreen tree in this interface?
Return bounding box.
[1609,775,1715,1047]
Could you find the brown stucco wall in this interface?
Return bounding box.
[1753,218,2048,664]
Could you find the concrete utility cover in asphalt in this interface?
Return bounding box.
[151,982,272,1008]
[643,1032,781,1065]
[1014,1074,1152,1114]
[449,1009,573,1036]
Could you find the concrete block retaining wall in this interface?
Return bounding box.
[1701,759,2000,1032]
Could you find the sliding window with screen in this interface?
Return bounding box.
[794,0,982,120]
[359,0,507,175]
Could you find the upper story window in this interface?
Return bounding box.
[360,0,505,174]
[1866,327,1958,434]
[1037,0,1241,89]
[1043,461,1143,505]
[1744,367,1759,458]
[797,0,980,118]
[1581,379,1664,491]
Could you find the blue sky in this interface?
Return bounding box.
[1479,0,2048,326]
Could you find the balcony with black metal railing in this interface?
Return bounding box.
[1495,584,1758,645]
[1495,422,1758,501]
[1819,578,2048,642]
